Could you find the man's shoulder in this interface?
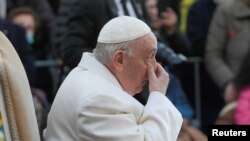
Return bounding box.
[61,67,122,96]
[59,66,142,109]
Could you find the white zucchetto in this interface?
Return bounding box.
[97,16,151,43]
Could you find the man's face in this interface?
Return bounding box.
[146,0,159,21]
[121,33,157,95]
[12,13,36,34]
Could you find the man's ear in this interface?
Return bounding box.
[112,50,125,72]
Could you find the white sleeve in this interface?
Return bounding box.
[140,91,183,141]
[76,93,182,141]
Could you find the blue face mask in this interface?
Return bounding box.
[26,32,34,45]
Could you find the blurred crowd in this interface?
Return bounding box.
[0,0,249,140]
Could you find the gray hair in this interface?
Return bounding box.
[93,39,137,64]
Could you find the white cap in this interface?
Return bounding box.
[97,16,151,43]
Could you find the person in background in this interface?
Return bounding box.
[205,0,250,104]
[187,0,225,133]
[166,65,207,141]
[8,7,53,105]
[0,19,36,86]
[0,4,36,91]
[0,1,35,87]
[6,0,57,57]
[44,16,183,141]
[58,0,142,70]
[215,52,250,125]
[143,0,191,56]
[234,53,250,125]
[231,52,250,125]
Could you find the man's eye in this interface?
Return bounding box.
[149,53,155,58]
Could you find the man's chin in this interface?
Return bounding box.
[133,82,148,95]
[128,89,142,96]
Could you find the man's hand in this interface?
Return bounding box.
[224,82,237,103]
[147,61,169,94]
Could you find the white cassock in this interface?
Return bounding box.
[43,53,183,141]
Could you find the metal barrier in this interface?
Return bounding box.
[35,59,62,68]
[35,59,62,94]
[187,57,202,127]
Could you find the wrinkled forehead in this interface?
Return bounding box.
[142,33,157,49]
[134,33,157,54]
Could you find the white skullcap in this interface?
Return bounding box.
[97,16,151,43]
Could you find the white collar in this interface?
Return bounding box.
[78,53,123,90]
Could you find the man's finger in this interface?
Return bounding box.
[147,61,157,81]
[156,63,165,76]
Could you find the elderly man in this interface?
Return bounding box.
[44,16,182,141]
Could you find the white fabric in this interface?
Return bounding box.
[44,53,182,141]
[0,31,40,141]
[115,0,137,17]
[97,16,151,43]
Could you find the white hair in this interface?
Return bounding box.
[93,39,138,64]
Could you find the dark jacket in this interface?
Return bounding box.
[0,19,36,86]
[7,0,57,56]
[187,0,216,57]
[58,0,141,69]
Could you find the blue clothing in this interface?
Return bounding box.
[165,66,194,120]
[187,0,216,57]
